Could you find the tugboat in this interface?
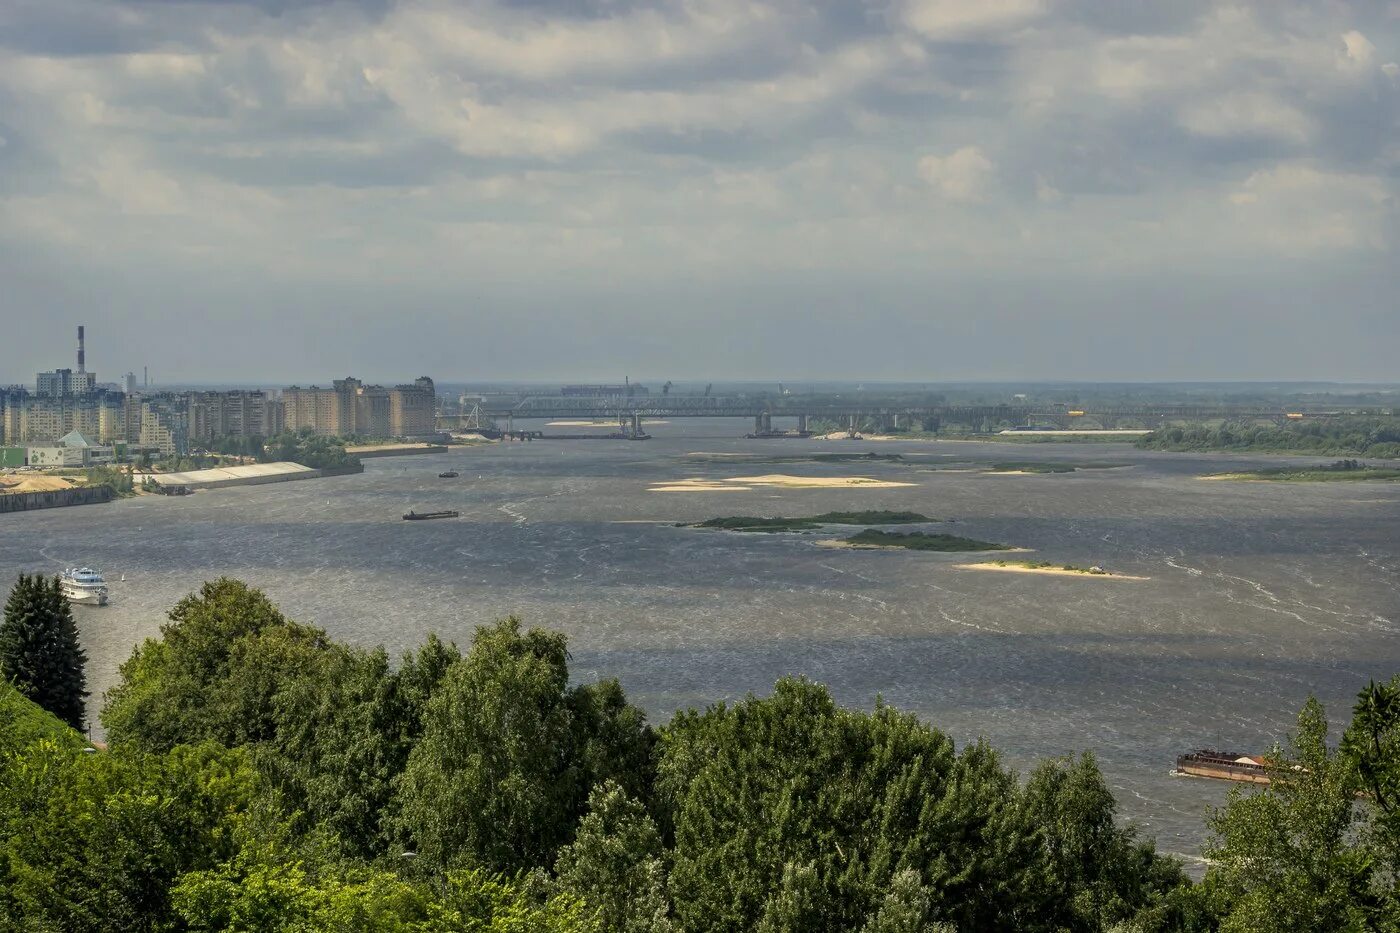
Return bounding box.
[60,567,109,606]
[438,470,460,478]
[403,510,460,521]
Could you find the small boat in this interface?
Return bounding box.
[438,471,460,478]
[403,510,460,521]
[60,567,109,606]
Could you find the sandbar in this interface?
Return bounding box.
[956,563,1148,580]
[727,474,916,489]
[648,474,915,493]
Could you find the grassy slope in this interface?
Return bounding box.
[0,680,84,749]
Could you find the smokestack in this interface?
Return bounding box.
[77,326,86,374]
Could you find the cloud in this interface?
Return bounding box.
[0,0,1397,380]
[917,146,995,201]
[901,0,1044,40]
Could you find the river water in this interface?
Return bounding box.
[3,419,1398,867]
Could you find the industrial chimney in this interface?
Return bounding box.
[77,326,86,374]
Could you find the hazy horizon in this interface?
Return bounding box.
[2,1,1397,382]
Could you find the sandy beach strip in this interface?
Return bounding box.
[955,563,1148,580]
[727,474,916,489]
[648,474,916,493]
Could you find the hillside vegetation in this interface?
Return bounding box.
[3,578,1398,931]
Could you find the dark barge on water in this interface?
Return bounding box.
[403,510,460,521]
[1175,749,1273,785]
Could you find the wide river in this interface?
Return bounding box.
[3,419,1398,868]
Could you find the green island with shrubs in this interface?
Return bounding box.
[686,510,935,532]
[987,461,1130,474]
[1205,459,1400,483]
[3,576,1400,931]
[839,530,1011,551]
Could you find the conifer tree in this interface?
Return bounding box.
[0,574,88,731]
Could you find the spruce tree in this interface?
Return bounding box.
[0,573,89,731]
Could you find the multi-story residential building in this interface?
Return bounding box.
[2,390,126,444]
[139,397,189,457]
[283,376,435,438]
[36,368,97,397]
[188,391,273,441]
[389,377,435,437]
[283,380,359,436]
[355,384,391,437]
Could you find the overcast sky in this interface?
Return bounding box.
[1,0,1397,385]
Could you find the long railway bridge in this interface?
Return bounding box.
[455,395,1393,437]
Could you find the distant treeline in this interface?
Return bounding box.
[1137,418,1400,458]
[3,578,1399,931]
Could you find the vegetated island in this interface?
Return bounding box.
[682,451,907,465]
[986,461,1131,474]
[1136,418,1400,458]
[957,559,1147,580]
[1202,459,1400,483]
[683,510,935,532]
[821,530,1014,552]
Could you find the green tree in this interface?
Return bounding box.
[1206,696,1383,932]
[660,678,1046,932]
[554,780,675,933]
[395,617,653,873]
[1019,753,1191,931]
[1,573,88,731]
[103,578,331,751]
[858,869,951,933]
[0,739,257,932]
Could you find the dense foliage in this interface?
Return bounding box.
[4,578,1398,930]
[1,573,88,731]
[1138,419,1400,458]
[844,530,1010,551]
[263,429,360,470]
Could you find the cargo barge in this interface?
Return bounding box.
[403,510,459,521]
[1174,749,1272,785]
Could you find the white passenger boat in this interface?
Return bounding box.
[60,567,109,606]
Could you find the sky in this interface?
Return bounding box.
[1,0,1397,385]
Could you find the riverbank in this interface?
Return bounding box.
[345,443,449,458]
[144,461,364,492]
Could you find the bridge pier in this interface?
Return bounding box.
[796,414,808,434]
[631,412,643,437]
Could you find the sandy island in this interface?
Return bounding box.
[956,563,1148,580]
[648,474,916,493]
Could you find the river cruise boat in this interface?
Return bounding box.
[60,567,109,606]
[438,471,460,478]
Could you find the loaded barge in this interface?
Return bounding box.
[1174,749,1272,785]
[403,510,459,521]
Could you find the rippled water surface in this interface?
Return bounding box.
[4,419,1398,866]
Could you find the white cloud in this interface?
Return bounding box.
[901,0,1045,40]
[1178,91,1314,143]
[917,146,995,202]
